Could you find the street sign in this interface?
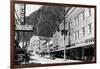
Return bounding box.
[16,25,33,30]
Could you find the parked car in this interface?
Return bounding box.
[44,55,56,60]
[50,54,56,60]
[15,54,24,64]
[44,55,51,59]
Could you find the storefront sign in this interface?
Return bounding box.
[16,25,33,30]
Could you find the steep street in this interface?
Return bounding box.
[29,54,82,64]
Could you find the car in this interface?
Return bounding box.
[50,55,56,60]
[44,55,56,60]
[15,54,24,64]
[44,55,51,59]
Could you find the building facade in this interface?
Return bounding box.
[65,7,94,61]
[47,7,95,61]
[37,7,95,62]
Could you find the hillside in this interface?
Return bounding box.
[26,5,65,37]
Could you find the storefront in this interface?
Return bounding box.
[65,44,94,61]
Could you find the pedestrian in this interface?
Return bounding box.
[24,50,30,64]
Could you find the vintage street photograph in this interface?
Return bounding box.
[14,3,95,65]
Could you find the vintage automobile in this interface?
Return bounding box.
[44,55,56,60]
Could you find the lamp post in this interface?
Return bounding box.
[63,7,66,60]
[47,38,50,56]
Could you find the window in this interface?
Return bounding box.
[82,27,85,36]
[72,18,75,26]
[54,46,59,50]
[82,12,84,20]
[86,8,91,17]
[89,8,91,16]
[70,28,73,35]
[50,49,53,51]
[75,32,77,39]
[55,46,59,50]
[88,23,92,34]
[75,17,79,25]
[78,31,79,39]
[69,19,72,28]
[74,18,76,25]
[61,30,68,35]
[70,34,73,41]
[57,28,60,32]
[75,31,79,39]
[79,12,84,22]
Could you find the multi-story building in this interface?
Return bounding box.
[64,7,95,61]
[47,22,67,58]
[42,38,53,51]
[37,7,95,62]
[28,36,40,54]
[29,36,52,56]
[48,7,95,61]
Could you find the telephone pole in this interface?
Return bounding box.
[63,7,66,60]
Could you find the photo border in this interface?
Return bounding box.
[10,0,97,68]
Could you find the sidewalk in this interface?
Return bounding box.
[29,55,82,64]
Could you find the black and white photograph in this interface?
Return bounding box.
[12,1,96,67]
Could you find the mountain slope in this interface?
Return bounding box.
[26,5,65,37]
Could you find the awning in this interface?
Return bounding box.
[50,41,94,52]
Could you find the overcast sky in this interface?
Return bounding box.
[15,3,42,16]
[26,4,42,16]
